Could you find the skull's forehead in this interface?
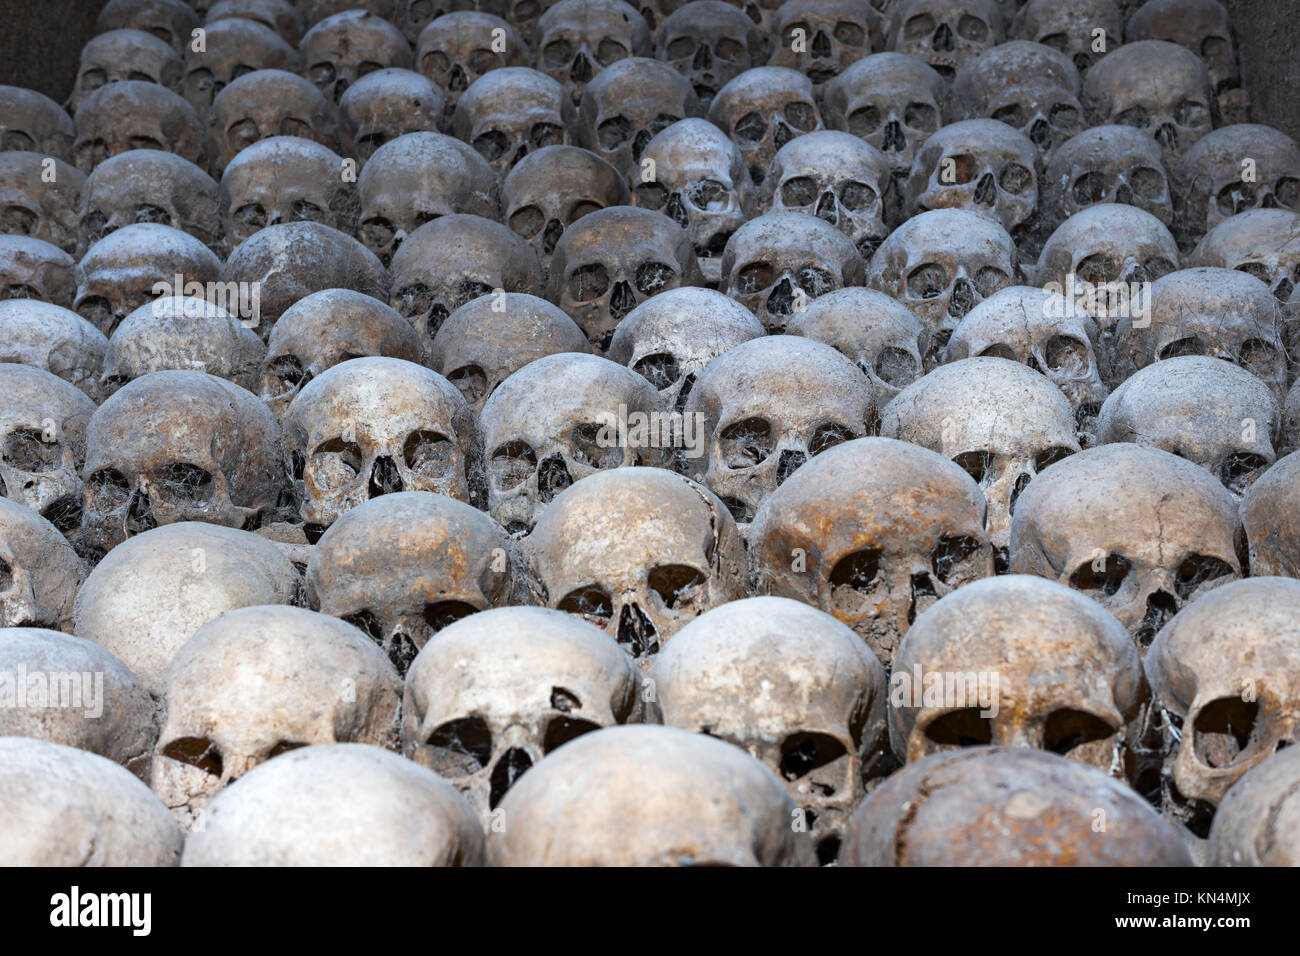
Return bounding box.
[878,209,1015,274]
[952,286,1094,346]
[303,9,409,59]
[78,222,220,277]
[0,300,106,367]
[555,207,688,265]
[711,66,814,117]
[85,149,213,206]
[456,69,567,124]
[504,146,626,209]
[919,119,1037,163]
[270,290,417,359]
[224,137,343,191]
[583,58,694,113]
[1148,267,1279,330]
[1127,0,1232,41]
[787,287,924,353]
[1041,204,1177,265]
[959,40,1080,100]
[79,27,178,69]
[214,70,327,124]
[727,210,859,266]
[1179,125,1300,180]
[539,0,649,41]
[1086,42,1210,106]
[392,215,534,282]
[0,86,75,139]
[609,287,764,360]
[827,53,945,107]
[1194,209,1300,264]
[642,119,746,185]
[772,131,890,181]
[0,363,95,427]
[431,294,586,369]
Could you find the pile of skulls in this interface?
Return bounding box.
[1,0,1299,868]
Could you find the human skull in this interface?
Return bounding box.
[297,0,402,28]
[82,371,289,555]
[389,214,543,346]
[69,29,185,114]
[0,86,76,160]
[0,498,86,632]
[721,210,864,332]
[209,69,337,173]
[306,491,537,672]
[221,136,356,249]
[1010,442,1242,650]
[0,152,84,254]
[302,10,413,104]
[451,67,577,177]
[98,0,201,50]
[403,605,640,821]
[655,1,767,109]
[77,150,223,256]
[650,596,888,863]
[206,0,305,45]
[0,236,76,307]
[428,292,591,411]
[0,300,107,400]
[1126,0,1245,125]
[886,0,1003,81]
[767,0,881,89]
[548,205,701,351]
[72,81,206,174]
[153,604,401,828]
[1242,452,1300,577]
[416,12,528,111]
[1190,209,1300,304]
[357,132,499,266]
[337,68,445,160]
[1041,126,1174,235]
[749,436,993,663]
[180,18,302,114]
[707,66,822,186]
[536,0,653,106]
[577,57,702,180]
[399,0,497,43]
[1207,744,1300,866]
[1010,0,1122,75]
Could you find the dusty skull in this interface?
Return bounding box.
[222,136,357,248]
[206,0,306,45]
[1243,452,1300,577]
[259,289,425,418]
[1146,577,1300,832]
[577,57,702,180]
[548,205,701,351]
[403,605,641,821]
[77,150,222,256]
[1126,0,1245,125]
[298,0,402,29]
[767,0,881,89]
[707,66,823,186]
[0,86,76,160]
[357,131,499,266]
[97,0,201,50]
[1096,356,1279,496]
[428,292,591,412]
[1208,744,1300,866]
[153,604,401,829]
[607,286,764,411]
[72,81,206,174]
[306,491,537,673]
[536,0,653,106]
[416,12,527,111]
[1010,442,1242,651]
[82,371,289,554]
[1042,126,1174,235]
[721,210,864,332]
[180,18,302,114]
[880,357,1079,555]
[480,352,672,533]
[749,436,993,664]
[302,9,413,104]
[451,67,577,177]
[284,357,480,535]
[1010,0,1122,75]
[0,236,76,307]
[886,0,1003,81]
[209,69,337,173]
[0,300,107,400]
[864,207,1017,366]
[1190,209,1300,304]
[338,68,445,160]
[70,29,185,114]
[650,596,888,863]
[399,0,496,44]
[0,498,86,632]
[655,1,767,109]
[389,214,543,346]
[0,152,84,254]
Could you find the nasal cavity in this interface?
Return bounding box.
[973,172,996,206]
[368,455,404,497]
[488,747,533,809]
[775,448,807,485]
[767,276,795,317]
[907,572,939,625]
[883,121,905,152]
[617,602,659,658]
[1155,123,1178,151]
[543,218,563,254]
[1135,589,1178,647]
[610,280,637,320]
[815,190,837,223]
[1029,118,1051,150]
[570,53,592,83]
[811,29,831,57]
[1115,182,1133,205]
[948,279,975,317]
[933,22,953,51]
[125,490,156,535]
[537,455,572,502]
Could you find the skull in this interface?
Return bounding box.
[864,207,1017,365]
[416,12,528,112]
[945,284,1109,437]
[650,596,888,863]
[284,357,480,535]
[0,86,76,160]
[153,604,401,829]
[1082,41,1215,167]
[428,292,591,412]
[0,738,182,866]
[72,81,206,174]
[306,490,537,672]
[1243,451,1300,577]
[73,522,300,694]
[1146,577,1300,831]
[767,0,882,89]
[297,0,401,30]
[503,145,629,272]
[536,0,653,106]
[0,498,86,632]
[480,353,672,533]
[400,0,500,44]
[338,68,445,160]
[1009,442,1242,650]
[260,288,425,418]
[886,0,1003,81]
[607,285,763,411]
[577,57,703,181]
[0,152,85,253]
[655,1,767,109]
[70,29,184,115]
[0,236,76,307]
[487,725,816,865]
[1096,356,1279,496]
[749,436,994,663]
[100,295,267,397]
[206,0,306,45]
[221,136,357,249]
[838,747,1192,865]
[0,628,157,779]
[1207,744,1300,866]
[73,223,223,336]
[1126,0,1246,125]
[451,67,577,177]
[302,10,413,104]
[880,357,1079,554]
[1010,0,1122,75]
[178,743,483,865]
[209,69,337,173]
[1042,126,1174,235]
[707,66,823,186]
[548,205,701,351]
[77,149,223,256]
[0,300,107,400]
[631,119,753,285]
[97,0,202,51]
[764,131,892,260]
[1190,209,1300,304]
[721,210,864,332]
[82,371,290,555]
[389,214,543,346]
[357,131,499,266]
[222,220,391,334]
[180,18,302,115]
[403,605,641,821]
[1173,125,1300,252]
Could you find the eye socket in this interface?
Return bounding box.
[423,600,477,633]
[1144,256,1175,279]
[160,737,223,777]
[360,215,395,250]
[567,262,610,301]
[530,122,563,148]
[1043,709,1116,755]
[571,422,624,469]
[648,563,708,610]
[992,103,1027,128]
[1050,103,1080,131]
[1234,261,1272,284]
[939,153,976,185]
[957,14,988,41]
[923,708,993,747]
[76,295,112,331]
[86,467,130,510]
[719,417,773,468]
[467,49,497,75]
[847,105,881,136]
[471,129,508,161]
[594,37,627,65]
[1175,554,1234,601]
[80,68,107,91]
[557,584,614,625]
[1072,170,1108,205]
[1114,106,1150,129]
[279,118,313,138]
[931,535,984,584]
[1192,697,1259,768]
[873,346,918,388]
[781,176,818,207]
[809,422,855,456]
[1068,553,1132,598]
[153,462,214,505]
[838,181,876,211]
[1239,337,1283,378]
[289,199,325,222]
[490,440,536,490]
[906,262,948,299]
[543,715,602,754]
[1044,334,1089,373]
[715,37,745,60]
[597,115,631,150]
[834,20,864,45]
[1175,99,1209,127]
[735,261,775,294]
[1276,177,1300,209]
[635,261,676,295]
[261,354,306,398]
[569,199,604,221]
[783,101,817,131]
[734,111,767,142]
[999,163,1034,195]
[666,37,695,59]
[455,279,495,307]
[903,12,935,39]
[1222,453,1270,495]
[309,62,336,89]
[2,428,59,472]
[424,716,493,776]
[952,450,991,484]
[828,547,884,614]
[1034,446,1074,472]
[542,38,573,67]
[1075,253,1118,286]
[635,181,668,209]
[394,283,434,319]
[309,437,364,490]
[633,352,681,390]
[403,429,455,479]
[227,118,259,150]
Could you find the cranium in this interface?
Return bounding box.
[1242,451,1300,577]
[767,0,882,88]
[0,498,86,632]
[886,0,1003,81]
[206,0,306,45]
[707,66,822,186]
[0,300,107,400]
[1189,208,1300,304]
[0,152,84,254]
[69,29,184,114]
[302,9,413,104]
[297,0,402,28]
[451,67,577,177]
[72,81,206,174]
[337,68,445,160]
[655,1,767,109]
[0,86,76,160]
[1041,126,1174,235]
[209,68,337,173]
[97,0,202,51]
[180,18,302,114]
[1010,0,1122,74]
[1207,744,1300,866]
[416,11,528,111]
[1126,0,1246,124]
[536,0,653,106]
[0,236,76,307]
[221,136,357,249]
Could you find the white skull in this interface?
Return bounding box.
[887,0,1003,82]
[0,235,76,308]
[0,300,107,400]
[0,497,86,632]
[1041,125,1174,235]
[1207,744,1300,866]
[1189,208,1300,304]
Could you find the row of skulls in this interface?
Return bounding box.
[2,0,1300,866]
